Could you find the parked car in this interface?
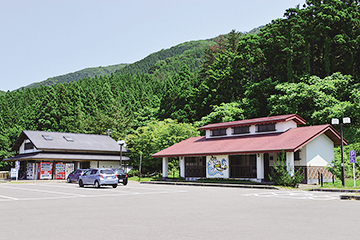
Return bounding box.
[67,169,86,183]
[114,169,128,185]
[79,168,118,188]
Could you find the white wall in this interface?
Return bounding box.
[205,120,298,139]
[20,140,41,154]
[90,161,120,169]
[276,121,297,132]
[306,134,334,166]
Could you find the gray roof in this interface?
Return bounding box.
[4,152,130,162]
[12,130,129,154]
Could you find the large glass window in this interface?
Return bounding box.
[256,123,276,132]
[229,154,257,178]
[232,126,250,135]
[211,128,227,136]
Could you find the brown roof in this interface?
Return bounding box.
[12,130,128,154]
[153,124,344,158]
[198,114,306,131]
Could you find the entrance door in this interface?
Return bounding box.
[264,153,270,182]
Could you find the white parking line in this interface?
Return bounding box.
[0,194,19,201]
[242,191,341,201]
[0,184,188,201]
[0,185,87,197]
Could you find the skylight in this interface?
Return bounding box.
[63,136,74,142]
[42,135,53,140]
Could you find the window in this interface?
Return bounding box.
[42,135,53,140]
[63,136,74,142]
[294,150,301,160]
[232,126,250,135]
[256,123,276,132]
[211,128,227,136]
[24,142,34,150]
[185,156,206,177]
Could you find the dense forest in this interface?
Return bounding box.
[1,0,360,178]
[21,64,128,89]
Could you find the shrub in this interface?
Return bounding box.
[269,151,304,187]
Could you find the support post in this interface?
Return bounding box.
[179,157,185,179]
[162,157,168,180]
[286,152,295,177]
[256,153,264,181]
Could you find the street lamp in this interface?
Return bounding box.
[117,140,125,169]
[331,117,350,187]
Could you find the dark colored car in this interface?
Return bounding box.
[114,169,128,185]
[67,169,86,183]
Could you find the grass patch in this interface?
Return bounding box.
[322,179,360,189]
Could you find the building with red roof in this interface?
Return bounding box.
[153,114,345,184]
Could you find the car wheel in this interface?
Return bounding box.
[123,179,128,186]
[94,180,100,188]
[79,180,84,187]
[67,177,71,183]
[112,184,117,188]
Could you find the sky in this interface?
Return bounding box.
[0,0,303,91]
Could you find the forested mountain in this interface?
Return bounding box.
[1,0,360,175]
[113,39,216,81]
[0,90,5,96]
[22,64,128,89]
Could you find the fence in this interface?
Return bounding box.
[0,171,9,179]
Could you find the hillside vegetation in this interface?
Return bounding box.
[22,64,128,89]
[1,0,360,176]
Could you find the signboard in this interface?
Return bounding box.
[10,168,18,179]
[15,161,20,170]
[350,150,356,163]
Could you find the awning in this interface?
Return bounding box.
[4,152,131,162]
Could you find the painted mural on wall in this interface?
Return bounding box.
[207,155,229,178]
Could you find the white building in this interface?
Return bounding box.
[153,114,345,184]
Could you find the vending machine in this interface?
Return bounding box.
[38,162,53,180]
[55,162,65,180]
[65,163,74,179]
[26,163,35,180]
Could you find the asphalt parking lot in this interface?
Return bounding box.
[0,181,359,240]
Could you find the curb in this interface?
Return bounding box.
[340,195,360,200]
[140,181,278,190]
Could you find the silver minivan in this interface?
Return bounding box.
[79,168,118,188]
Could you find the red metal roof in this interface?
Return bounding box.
[153,124,345,158]
[198,114,306,131]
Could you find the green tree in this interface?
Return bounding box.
[126,119,199,174]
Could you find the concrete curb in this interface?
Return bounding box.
[140,181,279,190]
[309,188,360,200]
[340,195,360,200]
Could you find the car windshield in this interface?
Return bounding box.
[115,169,125,174]
[100,169,114,174]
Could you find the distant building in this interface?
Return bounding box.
[153,114,345,184]
[5,130,130,180]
